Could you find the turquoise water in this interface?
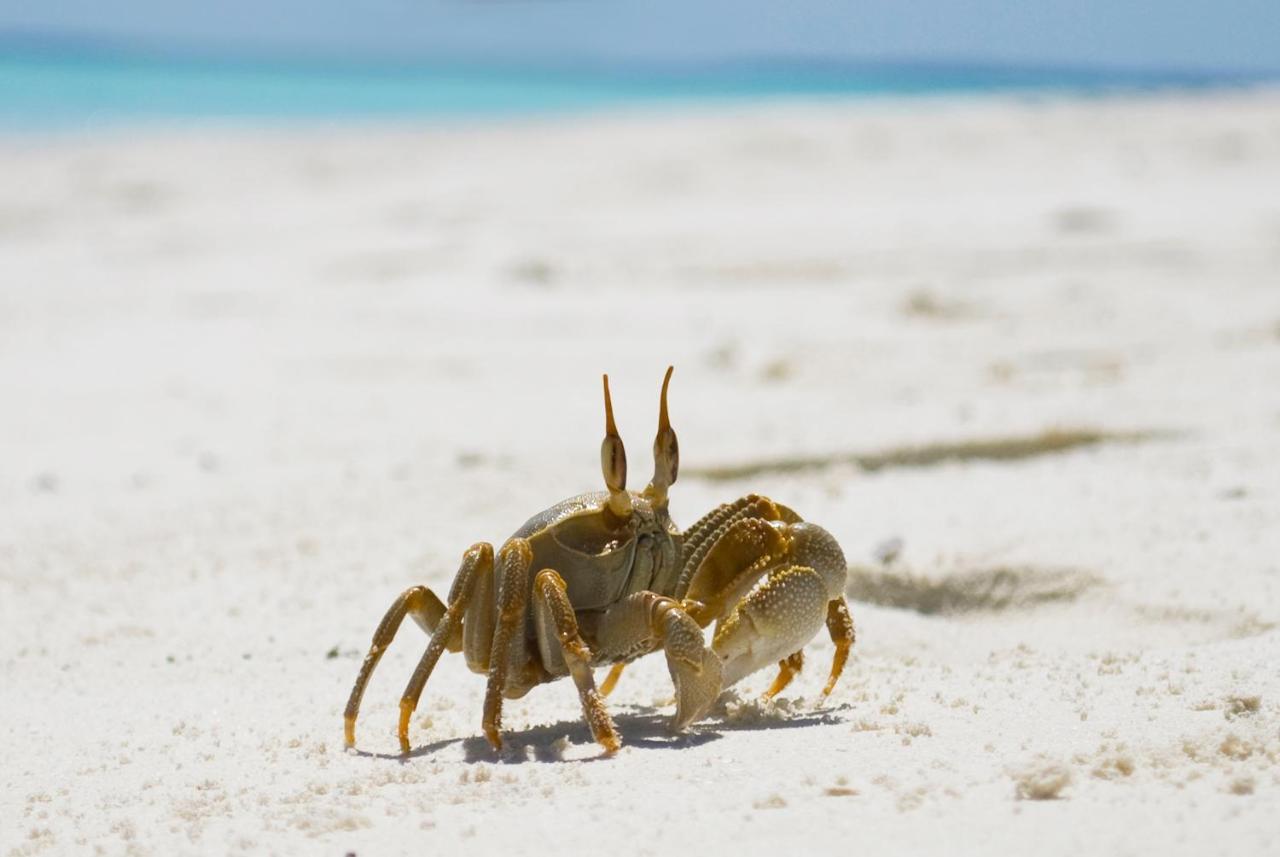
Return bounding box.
[0,50,1268,129]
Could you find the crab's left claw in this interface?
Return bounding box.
[659,606,723,730]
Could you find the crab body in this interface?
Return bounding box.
[343,368,855,754]
[513,490,681,622]
[507,490,680,679]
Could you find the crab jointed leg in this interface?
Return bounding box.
[598,662,626,697]
[763,651,805,699]
[395,543,493,752]
[344,541,493,750]
[533,570,621,753]
[343,586,451,746]
[480,539,533,751]
[823,597,856,696]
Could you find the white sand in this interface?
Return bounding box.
[3,91,1279,856]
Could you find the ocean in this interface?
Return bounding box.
[0,48,1269,129]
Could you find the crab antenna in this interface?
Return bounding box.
[601,374,632,518]
[644,366,679,507]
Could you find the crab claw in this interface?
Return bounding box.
[668,646,724,730]
[713,565,829,688]
[659,607,724,730]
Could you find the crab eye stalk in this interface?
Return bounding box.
[600,374,633,518]
[645,365,679,507]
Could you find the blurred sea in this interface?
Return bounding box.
[1,47,1270,129]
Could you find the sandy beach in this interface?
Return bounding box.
[2,90,1279,855]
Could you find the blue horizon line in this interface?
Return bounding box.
[3,27,1278,85]
[5,27,1278,132]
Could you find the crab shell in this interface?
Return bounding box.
[508,490,681,678]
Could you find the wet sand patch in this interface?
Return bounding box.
[687,428,1166,481]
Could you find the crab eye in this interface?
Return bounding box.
[601,433,627,494]
[600,373,632,517]
[655,424,678,486]
[646,366,678,503]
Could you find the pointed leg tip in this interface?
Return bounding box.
[344,716,356,748]
[397,717,412,754]
[590,711,622,754]
[397,700,416,753]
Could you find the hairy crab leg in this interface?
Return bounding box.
[343,544,491,752]
[389,542,493,754]
[480,538,534,751]
[676,495,779,600]
[533,570,621,753]
[822,597,856,696]
[680,516,790,623]
[762,651,805,700]
[461,543,497,674]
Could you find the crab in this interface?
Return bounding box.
[343,367,855,754]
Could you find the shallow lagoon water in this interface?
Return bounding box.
[1,49,1268,128]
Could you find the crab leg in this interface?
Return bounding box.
[822,597,856,696]
[677,495,802,599]
[599,662,626,697]
[344,542,492,750]
[762,651,805,700]
[392,542,493,753]
[461,542,497,674]
[480,539,533,751]
[680,516,790,624]
[345,586,450,747]
[533,570,621,753]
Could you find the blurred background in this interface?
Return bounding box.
[2,1,1278,127]
[2,0,1278,563]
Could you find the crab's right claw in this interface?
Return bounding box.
[659,607,723,730]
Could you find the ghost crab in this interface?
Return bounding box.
[344,367,855,754]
